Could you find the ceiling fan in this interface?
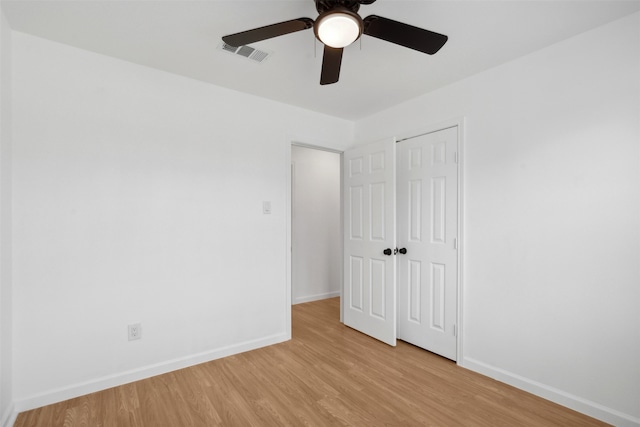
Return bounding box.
[222,0,448,85]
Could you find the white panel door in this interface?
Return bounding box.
[397,127,458,360]
[343,138,396,346]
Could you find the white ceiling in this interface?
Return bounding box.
[2,0,639,120]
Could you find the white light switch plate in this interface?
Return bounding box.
[263,201,271,214]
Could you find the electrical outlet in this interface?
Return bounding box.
[128,323,141,341]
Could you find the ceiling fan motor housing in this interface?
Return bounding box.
[315,0,363,14]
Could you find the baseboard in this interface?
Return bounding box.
[293,291,340,305]
[1,403,17,427]
[12,332,289,416]
[462,357,640,427]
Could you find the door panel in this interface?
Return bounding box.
[370,259,386,318]
[370,182,387,240]
[343,138,396,346]
[349,256,363,310]
[409,260,421,322]
[397,127,458,360]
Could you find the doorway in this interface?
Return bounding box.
[291,145,342,305]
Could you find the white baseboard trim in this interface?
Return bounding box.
[1,403,17,427]
[13,332,289,416]
[462,357,640,427]
[293,291,340,305]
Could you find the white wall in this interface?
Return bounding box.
[355,12,640,426]
[10,31,353,411]
[0,7,13,427]
[291,146,341,304]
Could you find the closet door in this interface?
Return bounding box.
[343,138,397,346]
[396,127,458,360]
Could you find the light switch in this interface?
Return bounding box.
[263,201,271,214]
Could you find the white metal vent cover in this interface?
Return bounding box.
[218,42,272,64]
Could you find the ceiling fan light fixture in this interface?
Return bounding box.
[315,9,363,48]
[221,0,449,86]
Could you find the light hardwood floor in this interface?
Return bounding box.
[15,297,607,426]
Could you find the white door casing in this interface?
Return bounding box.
[396,126,458,360]
[343,138,397,346]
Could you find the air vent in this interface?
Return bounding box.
[219,43,272,64]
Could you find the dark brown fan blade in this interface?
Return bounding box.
[222,18,314,47]
[363,15,447,55]
[320,45,343,85]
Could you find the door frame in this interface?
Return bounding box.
[394,117,465,364]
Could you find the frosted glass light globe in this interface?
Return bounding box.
[317,12,361,48]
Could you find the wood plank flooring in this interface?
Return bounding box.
[15,298,607,426]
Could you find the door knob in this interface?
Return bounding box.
[383,248,393,256]
[398,248,407,254]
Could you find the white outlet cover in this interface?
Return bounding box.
[128,323,141,341]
